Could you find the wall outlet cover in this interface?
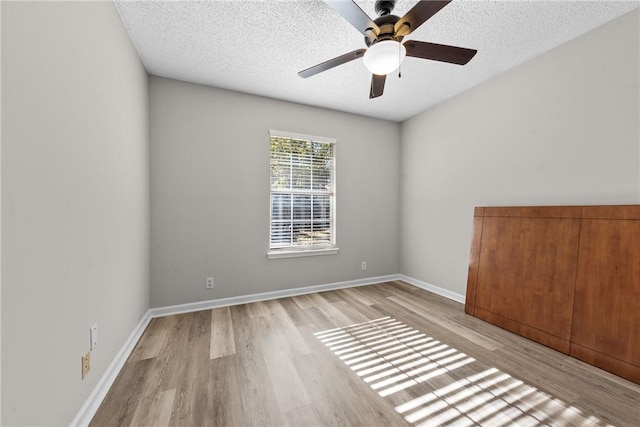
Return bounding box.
[81,351,90,379]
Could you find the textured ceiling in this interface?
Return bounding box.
[114,0,638,122]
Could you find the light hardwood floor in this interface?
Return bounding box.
[90,281,640,426]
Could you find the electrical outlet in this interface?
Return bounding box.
[361,261,367,271]
[81,351,90,379]
[90,323,98,351]
[206,277,214,289]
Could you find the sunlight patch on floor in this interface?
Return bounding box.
[315,317,613,427]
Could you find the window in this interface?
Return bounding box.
[268,130,337,258]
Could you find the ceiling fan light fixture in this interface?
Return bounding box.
[363,40,406,75]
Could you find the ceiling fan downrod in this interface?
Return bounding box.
[374,0,396,16]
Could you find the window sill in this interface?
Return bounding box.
[267,247,339,259]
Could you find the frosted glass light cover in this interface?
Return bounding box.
[363,40,406,75]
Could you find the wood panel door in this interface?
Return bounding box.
[571,214,640,383]
[473,213,581,353]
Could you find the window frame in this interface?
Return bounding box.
[267,129,338,259]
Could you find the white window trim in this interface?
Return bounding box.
[268,130,338,258]
[270,129,337,145]
[267,247,340,260]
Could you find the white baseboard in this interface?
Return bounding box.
[69,273,464,426]
[398,274,466,304]
[69,311,152,427]
[148,274,401,318]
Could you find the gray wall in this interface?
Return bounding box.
[1,2,149,425]
[150,77,400,307]
[399,9,640,297]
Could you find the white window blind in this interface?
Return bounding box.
[269,130,336,252]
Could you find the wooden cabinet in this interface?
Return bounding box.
[465,205,640,384]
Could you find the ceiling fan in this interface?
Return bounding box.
[298,0,477,99]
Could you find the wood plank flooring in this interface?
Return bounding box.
[90,281,640,426]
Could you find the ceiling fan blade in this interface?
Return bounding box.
[404,40,477,65]
[324,0,380,37]
[394,1,452,36]
[298,49,366,78]
[369,74,386,99]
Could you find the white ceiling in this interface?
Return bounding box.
[114,0,638,122]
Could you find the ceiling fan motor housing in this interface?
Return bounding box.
[365,14,404,47]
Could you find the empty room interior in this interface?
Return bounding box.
[1,0,640,426]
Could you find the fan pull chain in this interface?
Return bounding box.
[398,41,402,78]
